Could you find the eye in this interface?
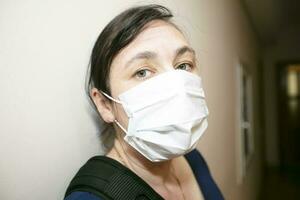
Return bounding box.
[134,68,153,80]
[176,63,193,71]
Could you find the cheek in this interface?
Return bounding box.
[113,102,129,129]
[191,65,200,76]
[108,71,130,128]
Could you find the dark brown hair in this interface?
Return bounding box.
[85,4,176,110]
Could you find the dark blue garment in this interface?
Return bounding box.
[185,149,224,200]
[65,149,224,200]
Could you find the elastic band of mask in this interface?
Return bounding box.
[100,91,123,104]
[114,119,128,135]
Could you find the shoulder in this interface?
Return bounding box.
[63,156,111,200]
[63,155,163,200]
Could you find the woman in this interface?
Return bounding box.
[64,4,224,200]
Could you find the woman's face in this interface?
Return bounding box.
[96,20,199,132]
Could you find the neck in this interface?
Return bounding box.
[106,133,176,186]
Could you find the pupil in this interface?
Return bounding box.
[139,70,145,76]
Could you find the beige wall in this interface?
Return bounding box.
[0,0,262,199]
[194,2,263,200]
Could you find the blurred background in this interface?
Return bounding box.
[0,0,299,199]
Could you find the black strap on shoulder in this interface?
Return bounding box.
[64,156,164,200]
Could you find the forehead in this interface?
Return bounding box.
[128,20,188,47]
[111,20,190,67]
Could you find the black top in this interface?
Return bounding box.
[64,149,224,200]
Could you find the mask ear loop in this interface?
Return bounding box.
[100,91,128,135]
[100,90,143,168]
[100,92,141,167]
[114,119,129,135]
[100,91,123,104]
[100,92,157,165]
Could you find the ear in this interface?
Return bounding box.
[90,88,115,123]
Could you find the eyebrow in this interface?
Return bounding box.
[124,45,196,68]
[125,51,157,69]
[175,46,196,57]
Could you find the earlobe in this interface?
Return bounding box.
[90,88,115,123]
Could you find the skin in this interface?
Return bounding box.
[91,20,204,200]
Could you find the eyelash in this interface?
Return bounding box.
[133,68,153,80]
[175,62,194,71]
[133,62,194,80]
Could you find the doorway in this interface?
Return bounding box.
[277,62,300,170]
[260,61,300,200]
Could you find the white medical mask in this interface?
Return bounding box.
[101,70,209,162]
